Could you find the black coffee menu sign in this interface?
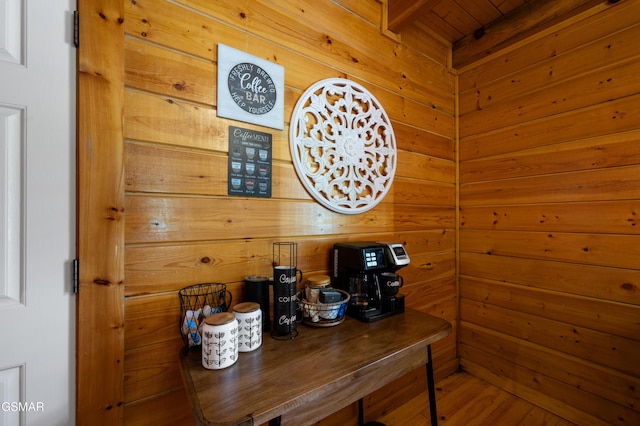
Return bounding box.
[228,126,272,198]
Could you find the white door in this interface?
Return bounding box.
[0,1,75,425]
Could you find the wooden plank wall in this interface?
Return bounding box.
[457,2,640,425]
[120,0,456,424]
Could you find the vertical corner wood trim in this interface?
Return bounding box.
[378,0,402,43]
[76,1,125,425]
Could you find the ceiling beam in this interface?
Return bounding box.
[452,0,617,68]
[387,0,440,32]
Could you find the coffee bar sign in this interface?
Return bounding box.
[217,44,284,130]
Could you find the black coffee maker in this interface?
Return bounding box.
[332,242,410,322]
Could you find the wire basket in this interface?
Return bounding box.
[298,289,350,327]
[178,283,232,348]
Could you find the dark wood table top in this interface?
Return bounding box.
[179,308,451,425]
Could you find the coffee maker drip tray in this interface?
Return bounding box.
[347,294,405,322]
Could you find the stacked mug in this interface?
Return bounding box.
[272,265,302,338]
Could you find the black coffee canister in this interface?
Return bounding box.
[244,275,270,330]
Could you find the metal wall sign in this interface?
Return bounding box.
[217,44,285,130]
[228,126,272,198]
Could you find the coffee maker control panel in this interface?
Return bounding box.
[363,247,385,270]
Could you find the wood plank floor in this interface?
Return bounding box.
[378,371,575,426]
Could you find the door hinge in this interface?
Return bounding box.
[73,258,79,294]
[73,10,79,48]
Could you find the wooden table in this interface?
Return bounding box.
[180,308,451,426]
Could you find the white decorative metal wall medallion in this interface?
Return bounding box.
[290,78,397,214]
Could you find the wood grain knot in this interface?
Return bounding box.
[620,282,635,291]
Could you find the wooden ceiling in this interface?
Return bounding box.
[387,0,612,68]
[388,0,528,44]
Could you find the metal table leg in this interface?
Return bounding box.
[426,344,438,426]
[358,345,439,426]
